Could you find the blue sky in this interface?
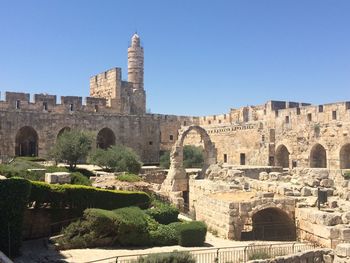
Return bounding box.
[0,1,349,116]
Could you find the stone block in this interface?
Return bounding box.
[45,172,71,184]
[301,186,312,196]
[320,179,334,188]
[336,243,350,257]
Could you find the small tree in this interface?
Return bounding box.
[50,130,93,170]
[90,145,142,174]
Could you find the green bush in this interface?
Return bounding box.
[159,151,170,169]
[146,200,179,224]
[59,207,158,249]
[149,223,180,246]
[90,145,142,174]
[70,172,91,186]
[113,207,155,246]
[0,178,31,256]
[29,181,150,210]
[136,251,196,263]
[177,221,207,247]
[117,173,142,182]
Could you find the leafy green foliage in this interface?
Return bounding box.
[177,221,207,247]
[146,200,179,224]
[149,223,180,246]
[136,251,196,263]
[70,172,91,186]
[158,146,204,169]
[116,173,142,182]
[183,145,204,168]
[90,145,142,174]
[59,207,158,249]
[159,151,170,168]
[29,181,150,210]
[0,178,31,256]
[50,129,93,170]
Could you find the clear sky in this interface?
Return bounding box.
[0,1,349,116]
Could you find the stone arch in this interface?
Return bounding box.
[340,143,350,169]
[96,127,116,149]
[243,207,296,241]
[310,143,327,168]
[275,144,290,168]
[163,125,216,192]
[15,126,39,157]
[57,127,71,138]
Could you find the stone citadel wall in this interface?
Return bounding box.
[184,100,350,170]
[0,91,197,164]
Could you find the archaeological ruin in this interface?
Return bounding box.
[2,34,350,253]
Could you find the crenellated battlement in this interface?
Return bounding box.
[0,91,117,114]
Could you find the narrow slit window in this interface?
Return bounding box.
[70,104,74,111]
[43,102,48,111]
[15,100,20,109]
[332,110,337,120]
[307,113,312,122]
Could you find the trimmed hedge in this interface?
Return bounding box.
[29,181,150,210]
[0,178,31,256]
[149,222,180,246]
[136,251,196,263]
[177,221,207,247]
[59,207,158,249]
[146,201,179,224]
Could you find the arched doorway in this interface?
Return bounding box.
[57,127,71,138]
[340,144,350,169]
[162,125,217,210]
[96,128,116,149]
[15,126,39,156]
[250,208,296,241]
[275,145,290,168]
[310,143,327,168]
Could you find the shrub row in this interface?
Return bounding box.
[29,181,150,210]
[0,178,31,257]
[59,207,207,249]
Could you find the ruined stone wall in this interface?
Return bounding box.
[274,102,350,169]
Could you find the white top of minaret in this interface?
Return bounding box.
[131,33,141,47]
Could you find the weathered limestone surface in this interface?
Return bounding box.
[45,172,71,184]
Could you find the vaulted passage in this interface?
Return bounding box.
[340,144,350,169]
[97,128,116,149]
[275,145,289,168]
[310,143,327,168]
[15,126,39,156]
[250,208,296,241]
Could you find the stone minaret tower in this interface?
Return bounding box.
[128,33,144,90]
[128,33,146,114]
